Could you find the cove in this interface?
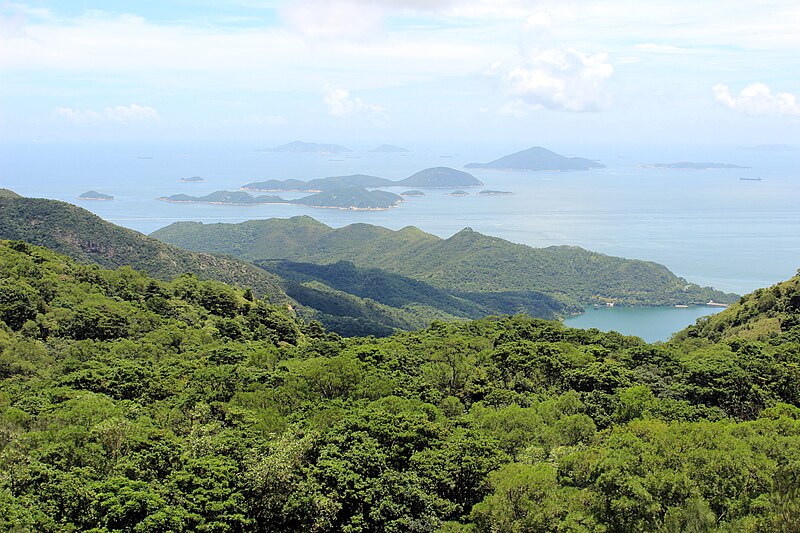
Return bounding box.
[563,305,726,343]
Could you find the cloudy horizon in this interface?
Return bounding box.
[2,1,799,145]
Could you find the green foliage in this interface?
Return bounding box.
[1,240,799,531]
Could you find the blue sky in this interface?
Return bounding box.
[1,0,799,144]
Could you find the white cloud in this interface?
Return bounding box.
[280,0,387,40]
[714,83,800,117]
[54,104,160,124]
[498,47,613,112]
[323,85,386,117]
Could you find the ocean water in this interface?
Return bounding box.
[2,141,798,340]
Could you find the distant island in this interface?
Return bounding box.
[466,146,605,171]
[644,162,750,170]
[477,190,514,196]
[400,190,425,197]
[78,190,114,201]
[242,168,481,192]
[242,174,394,193]
[158,191,287,205]
[449,190,469,196]
[370,144,411,153]
[261,141,352,154]
[293,187,403,210]
[179,176,205,183]
[159,187,401,210]
[395,167,483,188]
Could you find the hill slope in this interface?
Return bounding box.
[0,197,287,301]
[152,216,737,307]
[676,270,800,342]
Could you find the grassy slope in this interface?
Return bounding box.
[152,216,738,306]
[675,270,800,342]
[0,197,287,301]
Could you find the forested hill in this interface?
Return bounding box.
[675,270,800,342]
[2,240,800,531]
[152,216,738,306]
[0,196,287,301]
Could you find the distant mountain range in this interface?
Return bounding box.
[466,146,605,171]
[152,216,737,309]
[261,140,352,154]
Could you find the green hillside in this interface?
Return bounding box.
[153,216,737,307]
[676,270,800,342]
[1,240,800,531]
[0,197,287,301]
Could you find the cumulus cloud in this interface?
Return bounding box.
[714,83,800,117]
[323,85,386,118]
[54,104,160,124]
[497,47,613,112]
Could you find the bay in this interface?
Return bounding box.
[563,305,726,343]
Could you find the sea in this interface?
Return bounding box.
[2,140,798,342]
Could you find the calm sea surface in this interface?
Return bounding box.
[2,141,797,341]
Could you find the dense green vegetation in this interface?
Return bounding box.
[152,216,737,307]
[0,197,287,302]
[263,260,569,336]
[2,239,800,531]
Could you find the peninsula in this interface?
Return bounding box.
[466,146,605,171]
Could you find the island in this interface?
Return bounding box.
[466,146,605,171]
[395,167,483,188]
[400,190,425,197]
[159,187,402,211]
[158,191,288,205]
[241,179,316,192]
[448,190,469,196]
[179,176,205,183]
[242,174,394,193]
[477,190,514,196]
[370,144,411,153]
[644,162,750,169]
[293,187,403,210]
[261,141,352,154]
[78,190,114,201]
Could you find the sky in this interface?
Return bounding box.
[1,0,799,145]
